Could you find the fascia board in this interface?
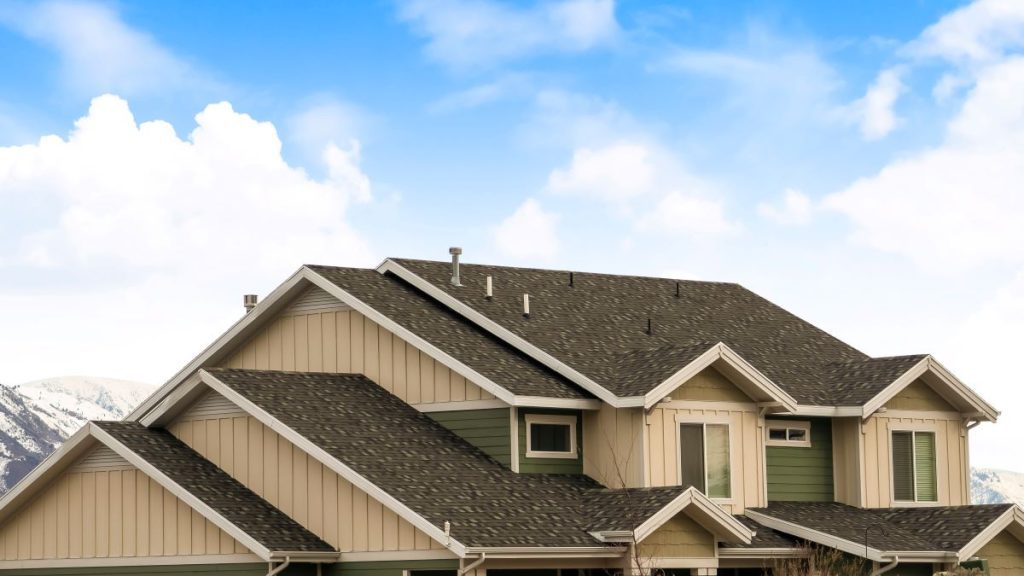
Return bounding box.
[633,488,753,545]
[0,426,96,525]
[743,510,890,563]
[862,356,999,422]
[956,506,1021,561]
[377,259,624,406]
[198,369,469,558]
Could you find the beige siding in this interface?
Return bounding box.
[222,309,493,406]
[168,399,443,553]
[583,404,645,489]
[979,531,1024,575]
[0,462,246,561]
[861,414,968,507]
[669,367,750,403]
[646,404,763,513]
[637,514,715,559]
[884,379,957,412]
[832,417,862,507]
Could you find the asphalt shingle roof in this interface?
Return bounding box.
[583,487,693,533]
[388,259,928,405]
[93,421,335,553]
[205,368,694,548]
[722,515,799,549]
[747,502,1013,553]
[307,266,590,400]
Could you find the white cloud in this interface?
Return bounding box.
[0,95,375,383]
[546,142,655,204]
[429,74,534,113]
[846,68,905,140]
[493,198,560,260]
[636,192,736,239]
[909,0,1024,64]
[0,1,207,96]
[825,57,1024,272]
[397,0,619,68]
[758,189,813,225]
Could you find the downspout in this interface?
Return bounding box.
[458,552,486,576]
[870,556,899,576]
[267,557,291,576]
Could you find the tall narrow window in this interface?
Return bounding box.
[678,422,731,499]
[892,430,937,503]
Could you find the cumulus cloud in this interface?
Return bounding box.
[397,0,619,68]
[845,68,905,140]
[493,198,560,260]
[758,189,813,225]
[546,142,654,204]
[0,95,375,382]
[909,0,1024,64]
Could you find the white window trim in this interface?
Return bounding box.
[674,414,734,502]
[890,429,938,505]
[524,413,578,459]
[765,420,812,448]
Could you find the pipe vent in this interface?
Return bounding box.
[523,294,530,318]
[449,247,463,286]
[485,275,493,299]
[243,294,258,313]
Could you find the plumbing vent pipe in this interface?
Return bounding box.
[449,247,463,286]
[523,294,530,318]
[485,276,493,299]
[243,294,258,313]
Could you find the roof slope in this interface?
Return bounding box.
[308,266,590,400]
[204,368,688,549]
[388,259,924,405]
[94,421,335,554]
[748,502,1013,553]
[583,487,695,533]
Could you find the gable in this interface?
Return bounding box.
[885,379,958,412]
[977,530,1024,574]
[637,513,715,558]
[669,366,751,403]
[282,285,351,316]
[0,449,251,562]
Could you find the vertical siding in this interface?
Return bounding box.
[0,465,245,561]
[766,418,834,502]
[636,514,715,559]
[832,418,863,507]
[583,404,645,489]
[884,379,958,412]
[427,409,513,467]
[517,409,583,474]
[979,531,1024,575]
[169,404,442,553]
[222,310,494,407]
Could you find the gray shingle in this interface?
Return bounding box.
[93,421,335,553]
[583,487,690,532]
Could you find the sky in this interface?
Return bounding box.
[1,0,1023,470]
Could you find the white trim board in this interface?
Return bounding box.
[861,356,999,422]
[590,487,752,546]
[0,554,265,569]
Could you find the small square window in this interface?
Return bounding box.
[765,420,812,447]
[525,414,577,458]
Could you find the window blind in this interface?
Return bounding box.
[679,424,705,492]
[915,432,938,502]
[892,431,915,501]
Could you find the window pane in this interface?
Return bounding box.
[892,431,915,501]
[531,423,571,452]
[787,428,807,442]
[915,432,938,502]
[768,428,787,441]
[679,424,705,492]
[706,424,731,499]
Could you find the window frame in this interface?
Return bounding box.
[764,420,813,448]
[890,428,939,505]
[675,414,734,502]
[524,413,578,459]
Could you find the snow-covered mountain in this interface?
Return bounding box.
[972,468,1024,506]
[0,376,153,493]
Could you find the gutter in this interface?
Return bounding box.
[871,556,899,576]
[267,557,291,576]
[458,553,486,575]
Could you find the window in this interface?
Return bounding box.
[892,430,937,503]
[765,420,812,447]
[525,414,577,458]
[678,422,731,499]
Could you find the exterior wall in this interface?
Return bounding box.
[0,455,247,562]
[0,561,458,576]
[427,409,512,467]
[978,530,1024,575]
[832,417,863,507]
[766,417,834,502]
[168,396,446,554]
[221,307,494,408]
[582,404,644,489]
[884,379,957,412]
[636,514,715,559]
[644,368,765,512]
[861,413,968,507]
[517,408,583,474]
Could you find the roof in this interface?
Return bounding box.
[307,265,591,401]
[722,515,799,550]
[746,502,1014,554]
[93,421,335,555]
[583,487,698,533]
[822,355,929,406]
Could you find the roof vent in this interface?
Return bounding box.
[243,294,258,313]
[523,293,530,318]
[485,275,493,299]
[569,271,574,287]
[449,247,463,287]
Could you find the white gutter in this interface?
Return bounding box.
[458,553,486,575]
[871,556,899,576]
[267,557,291,576]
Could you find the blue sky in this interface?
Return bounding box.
[2,0,1024,469]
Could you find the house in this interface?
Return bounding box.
[1,250,1022,576]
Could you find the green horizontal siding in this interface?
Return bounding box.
[428,408,512,467]
[518,409,583,475]
[0,560,460,576]
[766,417,834,502]
[325,560,459,576]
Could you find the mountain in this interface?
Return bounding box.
[0,376,153,493]
[972,468,1024,507]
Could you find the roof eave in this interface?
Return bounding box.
[861,355,1000,422]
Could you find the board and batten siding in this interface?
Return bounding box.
[0,453,247,562]
[832,417,863,507]
[765,417,834,502]
[221,303,494,408]
[582,404,644,489]
[636,514,715,559]
[169,392,448,555]
[978,530,1024,575]
[517,409,583,474]
[427,409,512,467]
